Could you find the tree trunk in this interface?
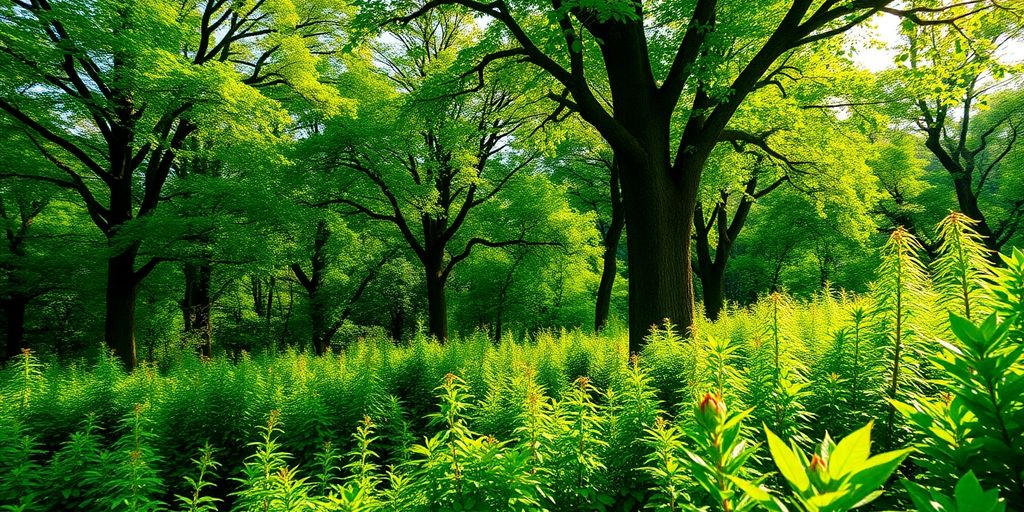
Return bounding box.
[425,251,448,341]
[495,251,527,342]
[390,306,404,341]
[183,260,213,358]
[251,276,265,317]
[701,265,727,322]
[105,248,139,370]
[3,296,27,361]
[291,220,331,355]
[310,297,326,356]
[266,276,275,325]
[596,34,697,353]
[595,161,625,332]
[951,175,1000,257]
[617,155,694,354]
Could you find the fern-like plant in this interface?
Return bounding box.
[86,403,166,512]
[872,227,934,448]
[933,212,993,320]
[174,442,221,512]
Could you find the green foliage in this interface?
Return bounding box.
[898,312,1024,504]
[904,471,1006,512]
[5,235,1024,511]
[175,443,222,512]
[753,421,910,512]
[685,393,760,512]
[933,213,993,321]
[873,227,936,447]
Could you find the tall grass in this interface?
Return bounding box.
[0,213,1021,511]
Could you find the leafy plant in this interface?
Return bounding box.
[747,421,910,512]
[175,443,222,512]
[685,393,760,512]
[904,471,1006,512]
[933,212,993,320]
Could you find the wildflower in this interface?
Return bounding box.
[698,392,727,428]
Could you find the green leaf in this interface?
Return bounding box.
[765,426,810,493]
[953,471,1004,512]
[845,448,912,502]
[829,421,872,480]
[730,477,788,512]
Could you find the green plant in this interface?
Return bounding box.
[233,410,317,511]
[685,393,760,512]
[175,443,222,512]
[986,248,1024,340]
[86,403,166,512]
[904,471,1005,512]
[933,212,993,320]
[744,421,910,512]
[873,227,934,448]
[642,416,690,511]
[923,314,1024,502]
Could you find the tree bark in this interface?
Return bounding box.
[105,248,139,369]
[617,154,694,354]
[700,265,727,322]
[183,260,213,357]
[292,220,330,355]
[425,250,449,341]
[390,306,405,341]
[950,176,998,248]
[3,296,27,361]
[251,276,265,317]
[595,161,625,332]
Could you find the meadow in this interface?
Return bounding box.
[2,217,1022,512]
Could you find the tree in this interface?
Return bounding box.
[548,126,625,332]
[312,10,558,340]
[892,2,1024,257]
[694,153,790,320]
[0,0,343,368]
[449,172,600,339]
[288,215,394,355]
[377,0,969,352]
[693,53,880,320]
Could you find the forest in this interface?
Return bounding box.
[1,0,1023,510]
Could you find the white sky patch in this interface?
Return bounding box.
[849,14,901,72]
[848,12,1024,71]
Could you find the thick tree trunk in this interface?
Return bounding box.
[701,267,726,322]
[105,248,139,370]
[425,252,448,341]
[617,155,694,354]
[183,260,213,357]
[951,176,1000,256]
[596,33,698,353]
[3,296,27,361]
[595,162,625,332]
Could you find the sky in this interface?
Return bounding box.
[850,13,1024,72]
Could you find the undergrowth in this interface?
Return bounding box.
[1,214,1022,511]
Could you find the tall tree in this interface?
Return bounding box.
[312,10,557,340]
[0,0,343,368]
[377,0,971,351]
[694,62,879,320]
[892,1,1024,256]
[549,128,625,332]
